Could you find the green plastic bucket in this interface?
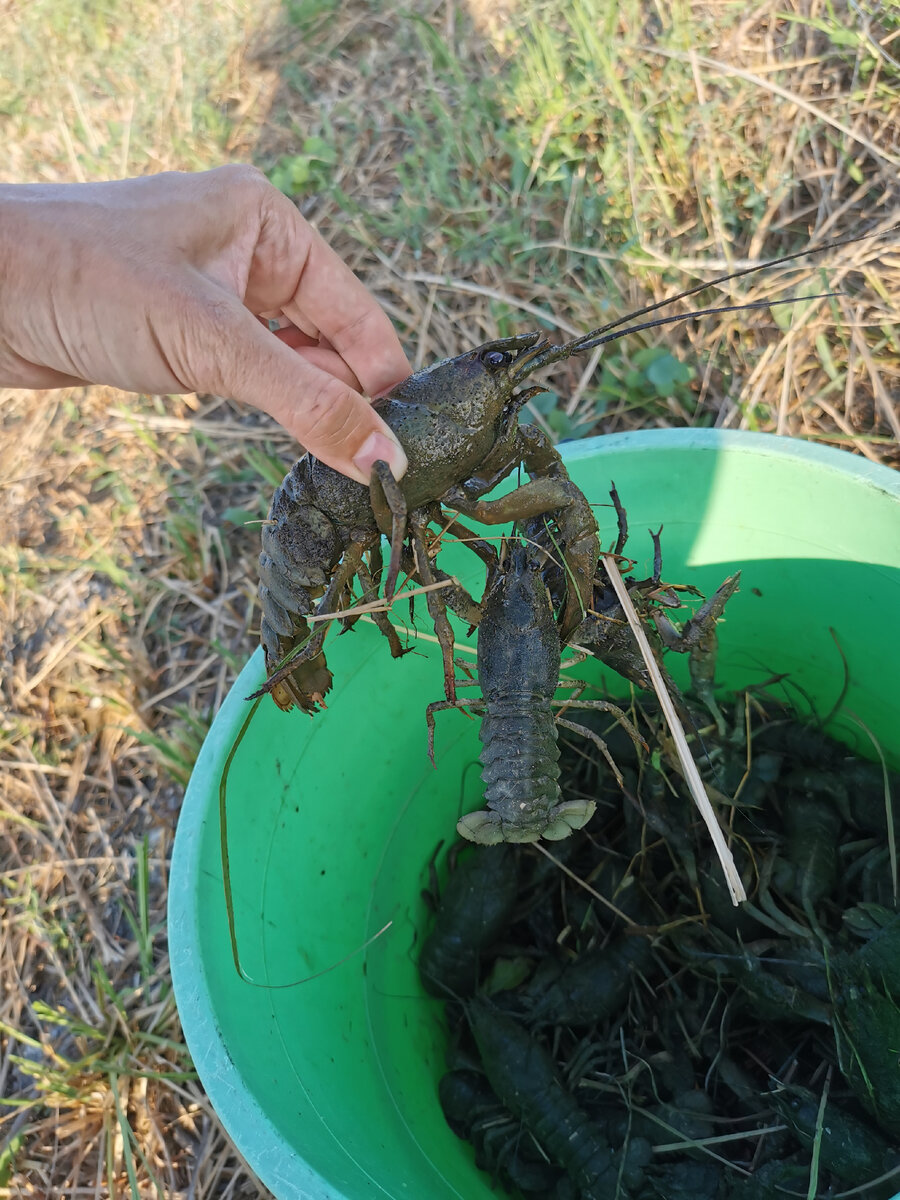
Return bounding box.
[170,430,900,1199]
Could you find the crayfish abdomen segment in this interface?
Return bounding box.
[480,702,561,805]
[255,468,348,713]
[261,497,341,592]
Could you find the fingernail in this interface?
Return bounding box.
[294,315,320,340]
[353,431,408,481]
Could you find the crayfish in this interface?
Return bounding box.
[254,332,600,713]
[425,492,740,845]
[427,536,645,844]
[251,228,871,716]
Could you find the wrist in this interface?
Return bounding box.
[0,183,88,389]
[0,186,43,382]
[0,187,24,377]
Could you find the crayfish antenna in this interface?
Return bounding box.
[523,293,839,374]
[565,222,899,355]
[511,221,899,376]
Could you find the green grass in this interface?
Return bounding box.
[1,0,255,179]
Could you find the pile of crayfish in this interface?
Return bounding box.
[418,698,900,1200]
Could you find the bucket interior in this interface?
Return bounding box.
[170,431,900,1199]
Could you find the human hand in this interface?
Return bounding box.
[0,166,411,483]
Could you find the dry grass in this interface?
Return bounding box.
[1,0,898,1194]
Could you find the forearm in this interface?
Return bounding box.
[0,182,114,389]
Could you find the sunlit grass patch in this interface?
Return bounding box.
[1,0,271,180]
[0,852,197,1196]
[0,375,277,1196]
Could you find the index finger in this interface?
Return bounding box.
[281,224,411,399]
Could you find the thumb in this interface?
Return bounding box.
[196,297,409,485]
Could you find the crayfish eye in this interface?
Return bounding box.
[482,349,513,369]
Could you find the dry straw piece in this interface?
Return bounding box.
[601,554,747,905]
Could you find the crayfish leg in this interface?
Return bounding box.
[369,459,407,602]
[355,556,409,661]
[554,715,625,788]
[410,512,458,705]
[609,481,629,557]
[438,513,499,575]
[426,697,480,766]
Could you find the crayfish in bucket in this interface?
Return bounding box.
[424,507,739,846]
[426,536,645,844]
[248,232,867,717]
